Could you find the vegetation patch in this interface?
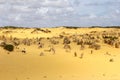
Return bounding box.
[4,44,14,52]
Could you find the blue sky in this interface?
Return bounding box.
[0,0,120,27]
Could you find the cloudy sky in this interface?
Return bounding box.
[0,0,120,27]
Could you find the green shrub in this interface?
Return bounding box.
[4,44,14,52]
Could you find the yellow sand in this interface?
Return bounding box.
[0,27,120,80]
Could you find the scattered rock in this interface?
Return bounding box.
[43,76,47,78]
[91,50,93,54]
[74,52,77,57]
[103,74,106,76]
[80,53,84,59]
[59,75,62,78]
[0,40,6,47]
[63,37,71,44]
[21,48,26,53]
[109,58,114,62]
[26,77,30,79]
[40,52,44,56]
[64,44,71,50]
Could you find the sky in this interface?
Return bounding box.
[0,0,120,27]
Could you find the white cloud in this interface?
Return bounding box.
[89,14,97,19]
[36,7,48,15]
[15,14,21,21]
[33,0,70,8]
[13,5,30,12]
[0,0,120,27]
[116,9,120,14]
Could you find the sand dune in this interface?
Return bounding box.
[0,27,120,80]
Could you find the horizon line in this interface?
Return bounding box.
[0,25,120,28]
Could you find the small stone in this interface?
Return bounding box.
[43,76,47,78]
[109,58,114,62]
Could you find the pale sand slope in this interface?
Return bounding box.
[0,27,120,80]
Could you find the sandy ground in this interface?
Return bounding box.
[0,27,120,80]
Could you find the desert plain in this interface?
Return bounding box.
[0,26,120,80]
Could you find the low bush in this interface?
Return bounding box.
[4,44,14,52]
